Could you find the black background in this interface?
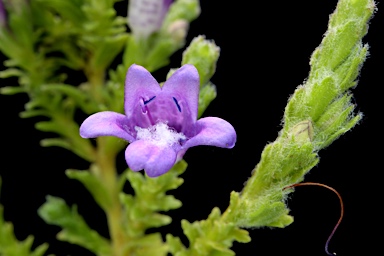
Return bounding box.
[0,0,381,255]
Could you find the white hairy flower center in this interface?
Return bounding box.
[135,122,186,146]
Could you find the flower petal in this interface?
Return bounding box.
[162,64,199,125]
[125,140,177,177]
[79,111,135,142]
[124,64,161,118]
[183,117,237,149]
[128,0,171,38]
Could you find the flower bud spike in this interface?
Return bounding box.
[284,182,344,256]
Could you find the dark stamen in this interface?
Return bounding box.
[144,96,156,105]
[283,182,344,256]
[173,97,181,112]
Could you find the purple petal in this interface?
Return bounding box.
[124,64,161,119]
[79,111,135,142]
[183,117,237,149]
[0,0,6,27]
[162,64,199,125]
[163,0,173,10]
[128,0,170,38]
[125,140,177,177]
[161,0,173,22]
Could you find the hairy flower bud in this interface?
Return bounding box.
[167,19,188,43]
[128,0,172,39]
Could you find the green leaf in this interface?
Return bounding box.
[19,110,50,118]
[40,84,98,114]
[267,214,294,228]
[163,0,201,27]
[0,68,24,78]
[35,121,62,133]
[123,233,168,256]
[91,34,129,71]
[66,169,113,210]
[166,234,186,255]
[0,205,49,256]
[38,196,111,255]
[40,138,72,149]
[35,0,86,25]
[0,86,26,95]
[171,208,250,256]
[121,161,187,237]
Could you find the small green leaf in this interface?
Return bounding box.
[307,77,338,121]
[163,0,201,27]
[19,110,50,118]
[66,169,113,210]
[172,208,250,256]
[123,233,168,256]
[166,234,186,255]
[35,121,61,133]
[38,196,111,255]
[35,0,86,25]
[0,68,24,78]
[91,35,129,71]
[267,214,294,228]
[120,161,188,238]
[0,206,49,256]
[0,86,26,95]
[40,138,71,149]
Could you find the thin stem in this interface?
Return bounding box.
[87,67,127,255]
[85,65,106,104]
[284,182,344,256]
[95,136,126,256]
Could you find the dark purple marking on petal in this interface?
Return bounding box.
[173,97,181,112]
[144,96,156,105]
[124,64,161,120]
[161,64,199,136]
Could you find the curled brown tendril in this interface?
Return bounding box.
[284,182,344,256]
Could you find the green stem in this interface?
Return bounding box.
[95,136,126,256]
[86,67,128,255]
[85,65,106,105]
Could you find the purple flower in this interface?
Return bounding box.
[128,0,173,38]
[80,64,236,177]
